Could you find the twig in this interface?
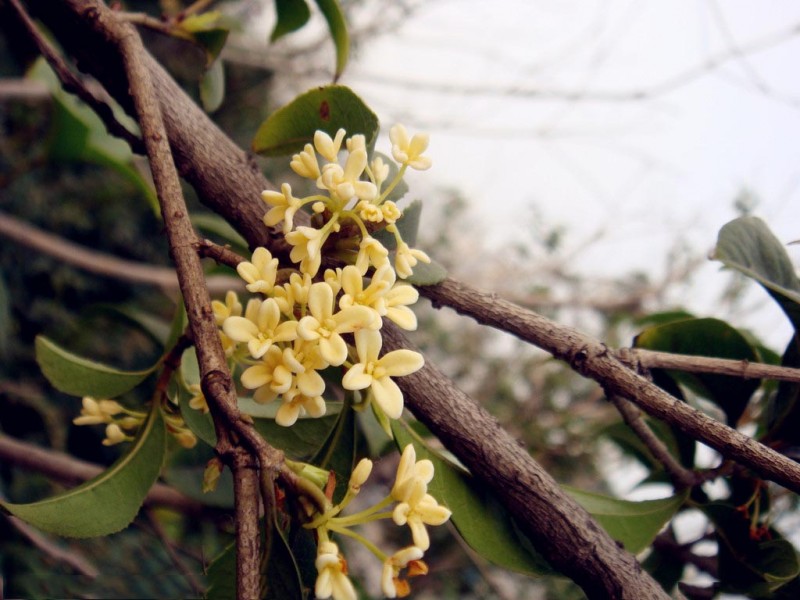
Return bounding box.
[419,278,800,494]
[0,211,241,294]
[231,448,262,599]
[4,512,100,578]
[146,509,205,596]
[84,9,273,598]
[621,347,800,383]
[7,0,144,153]
[609,395,697,490]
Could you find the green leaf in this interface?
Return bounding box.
[313,0,350,80]
[200,60,226,113]
[271,0,311,41]
[252,85,378,156]
[562,487,686,554]
[191,213,248,253]
[404,259,447,286]
[179,12,231,65]
[634,317,760,425]
[705,503,800,595]
[713,216,800,331]
[310,401,357,503]
[206,542,236,600]
[28,59,159,216]
[35,336,155,398]
[252,402,343,462]
[0,404,166,537]
[264,519,305,600]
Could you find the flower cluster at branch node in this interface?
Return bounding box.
[215,126,433,428]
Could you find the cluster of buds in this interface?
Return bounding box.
[73,396,196,448]
[304,444,451,599]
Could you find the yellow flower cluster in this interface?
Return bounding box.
[306,444,451,600]
[217,126,433,427]
[72,396,197,448]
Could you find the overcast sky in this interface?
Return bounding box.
[337,0,800,346]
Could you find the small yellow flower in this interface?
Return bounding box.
[341,330,424,419]
[391,444,434,502]
[212,290,242,326]
[381,546,426,598]
[262,183,303,234]
[240,345,293,404]
[187,383,210,414]
[319,150,377,203]
[390,124,432,171]
[286,226,325,276]
[277,388,326,427]
[297,282,375,366]
[370,156,390,188]
[314,541,356,600]
[102,423,128,446]
[314,129,346,162]
[290,143,321,179]
[73,397,122,426]
[355,200,383,223]
[355,235,390,275]
[348,458,373,493]
[222,298,298,359]
[392,484,451,550]
[395,241,431,279]
[381,201,402,224]
[236,247,279,294]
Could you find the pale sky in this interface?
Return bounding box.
[339,0,800,346]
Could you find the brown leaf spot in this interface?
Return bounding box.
[319,100,331,121]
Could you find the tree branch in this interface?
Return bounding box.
[420,278,800,494]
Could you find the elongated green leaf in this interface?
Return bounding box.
[28,59,159,215]
[713,216,800,331]
[311,401,357,503]
[36,336,155,398]
[0,405,166,537]
[635,317,760,425]
[264,518,305,600]
[271,0,311,41]
[252,85,378,156]
[563,487,686,554]
[314,0,349,80]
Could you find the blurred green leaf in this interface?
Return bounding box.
[200,60,226,113]
[713,216,800,332]
[206,542,236,600]
[0,404,165,537]
[563,487,686,554]
[252,85,378,156]
[264,518,305,600]
[763,334,800,445]
[28,59,159,215]
[179,12,231,65]
[311,401,357,503]
[635,317,760,425]
[705,503,800,596]
[271,0,311,41]
[404,258,447,286]
[35,335,155,398]
[191,212,249,253]
[313,0,349,80]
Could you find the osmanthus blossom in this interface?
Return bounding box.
[297,282,375,366]
[236,247,279,294]
[261,183,304,234]
[223,297,298,359]
[286,226,325,276]
[239,344,293,404]
[381,546,427,598]
[73,397,124,426]
[342,329,425,419]
[394,240,431,280]
[314,541,356,600]
[275,388,327,427]
[389,124,432,171]
[392,481,452,551]
[318,148,378,204]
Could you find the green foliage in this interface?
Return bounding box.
[252,85,379,156]
[271,0,312,42]
[635,317,760,425]
[35,335,156,398]
[0,403,166,537]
